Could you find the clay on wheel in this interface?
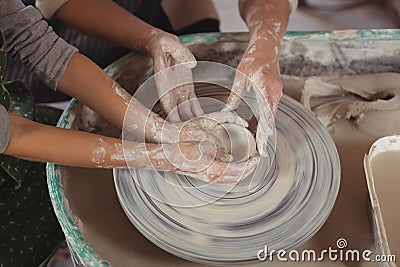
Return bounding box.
[213,123,256,162]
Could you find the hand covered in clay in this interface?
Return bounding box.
[150,111,249,146]
[172,141,260,183]
[147,30,203,122]
[224,30,282,156]
[122,88,247,146]
[124,141,259,184]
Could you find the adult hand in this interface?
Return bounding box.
[224,31,282,156]
[147,30,203,122]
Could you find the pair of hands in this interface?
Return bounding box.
[140,30,282,183]
[140,112,259,183]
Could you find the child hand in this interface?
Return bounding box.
[139,141,260,184]
[157,111,248,145]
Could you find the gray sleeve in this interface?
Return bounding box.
[0,0,78,90]
[36,0,69,19]
[0,105,11,154]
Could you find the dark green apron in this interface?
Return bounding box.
[0,28,64,267]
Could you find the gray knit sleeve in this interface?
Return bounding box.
[0,105,10,154]
[0,0,78,90]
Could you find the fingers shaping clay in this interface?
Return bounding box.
[213,123,256,162]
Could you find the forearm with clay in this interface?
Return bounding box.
[224,0,292,156]
[4,113,256,183]
[3,113,195,170]
[234,0,290,113]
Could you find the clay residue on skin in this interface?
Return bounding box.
[154,33,196,68]
[91,138,110,166]
[124,95,167,143]
[110,143,126,162]
[273,46,279,57]
[112,81,131,106]
[148,31,202,122]
[127,124,138,131]
[247,45,256,54]
[273,22,281,34]
[244,3,276,26]
[111,142,156,169]
[91,138,154,169]
[241,57,255,65]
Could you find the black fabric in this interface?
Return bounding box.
[176,18,220,36]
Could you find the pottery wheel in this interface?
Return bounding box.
[114,95,340,265]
